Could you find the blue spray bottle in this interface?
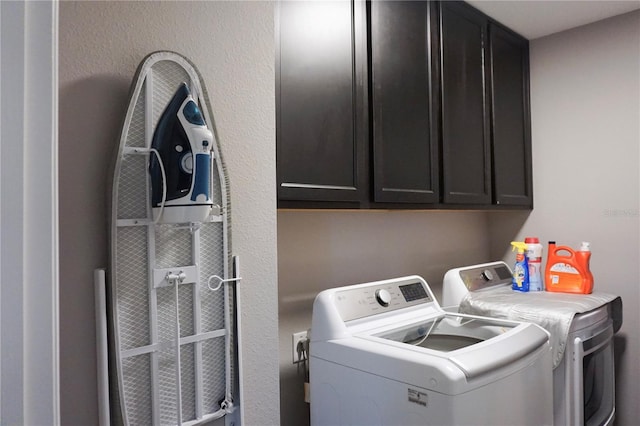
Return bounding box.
[511,241,530,292]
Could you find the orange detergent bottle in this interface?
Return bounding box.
[545,241,594,294]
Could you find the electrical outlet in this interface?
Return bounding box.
[292,331,308,364]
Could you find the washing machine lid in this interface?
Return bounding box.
[366,312,548,379]
[373,313,515,352]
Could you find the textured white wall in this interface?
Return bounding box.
[59,2,278,425]
[278,210,491,425]
[489,10,640,425]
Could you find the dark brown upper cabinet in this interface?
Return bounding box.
[276,0,532,209]
[489,23,533,206]
[276,0,368,204]
[439,1,492,205]
[439,1,532,207]
[370,1,440,204]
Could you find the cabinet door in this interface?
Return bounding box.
[490,24,533,206]
[440,2,492,204]
[277,1,368,203]
[370,1,439,203]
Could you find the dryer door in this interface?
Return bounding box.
[570,320,615,426]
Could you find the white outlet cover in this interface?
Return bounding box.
[292,331,308,364]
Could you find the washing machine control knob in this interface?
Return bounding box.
[482,270,494,281]
[375,289,391,307]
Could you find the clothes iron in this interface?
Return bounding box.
[149,82,213,223]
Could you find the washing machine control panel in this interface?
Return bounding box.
[333,278,434,322]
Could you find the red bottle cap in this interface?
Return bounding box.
[525,237,539,243]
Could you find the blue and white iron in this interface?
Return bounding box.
[149,83,213,223]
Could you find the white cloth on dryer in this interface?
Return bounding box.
[459,286,621,369]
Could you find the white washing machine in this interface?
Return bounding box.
[443,262,623,426]
[310,275,554,426]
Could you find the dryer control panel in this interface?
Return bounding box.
[332,277,434,322]
[457,263,512,292]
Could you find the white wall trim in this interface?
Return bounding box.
[0,1,60,424]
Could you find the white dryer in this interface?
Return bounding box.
[443,262,622,426]
[310,275,554,426]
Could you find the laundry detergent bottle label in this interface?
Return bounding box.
[512,261,530,292]
[511,241,530,292]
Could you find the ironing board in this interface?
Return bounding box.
[108,51,240,426]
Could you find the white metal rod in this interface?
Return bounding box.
[233,255,245,425]
[223,273,232,405]
[94,268,111,426]
[148,230,161,425]
[145,70,161,426]
[120,329,226,359]
[174,278,183,425]
[192,227,204,420]
[183,407,226,426]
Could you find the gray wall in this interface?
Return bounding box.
[278,210,492,425]
[59,2,279,425]
[489,10,640,425]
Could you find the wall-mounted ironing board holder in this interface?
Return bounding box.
[107,51,242,426]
